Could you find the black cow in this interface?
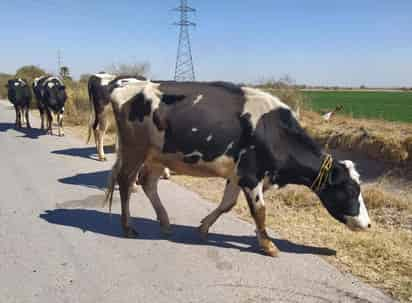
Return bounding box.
[6,78,32,128]
[33,76,67,136]
[105,79,371,257]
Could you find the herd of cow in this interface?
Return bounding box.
[5,73,371,257]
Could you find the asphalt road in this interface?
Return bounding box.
[0,101,395,303]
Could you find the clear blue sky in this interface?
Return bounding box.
[1,0,411,86]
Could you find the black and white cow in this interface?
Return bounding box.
[105,79,371,257]
[87,72,117,161]
[87,72,149,161]
[33,76,67,136]
[6,78,32,128]
[33,75,48,129]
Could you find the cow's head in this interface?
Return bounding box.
[7,79,28,99]
[316,159,371,231]
[45,78,67,108]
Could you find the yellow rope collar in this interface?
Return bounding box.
[311,154,333,193]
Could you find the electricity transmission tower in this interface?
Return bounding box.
[173,0,196,81]
[57,49,62,76]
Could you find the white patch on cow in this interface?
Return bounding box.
[224,141,234,154]
[48,82,55,88]
[340,160,360,184]
[193,94,203,105]
[45,76,64,86]
[116,78,143,87]
[14,82,20,87]
[241,86,291,129]
[110,80,158,109]
[340,160,370,230]
[33,76,47,87]
[255,182,265,209]
[235,148,247,168]
[345,193,371,230]
[192,128,198,132]
[206,134,213,142]
[95,73,116,86]
[184,150,203,158]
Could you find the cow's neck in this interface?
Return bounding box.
[277,149,325,189]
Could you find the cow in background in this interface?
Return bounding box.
[86,72,117,161]
[6,78,32,129]
[33,76,67,136]
[33,75,48,129]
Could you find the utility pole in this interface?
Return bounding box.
[57,49,62,76]
[173,0,196,81]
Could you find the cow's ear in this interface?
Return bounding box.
[161,94,185,105]
[328,163,346,186]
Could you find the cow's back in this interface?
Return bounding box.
[158,82,247,162]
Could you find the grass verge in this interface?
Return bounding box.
[171,175,412,302]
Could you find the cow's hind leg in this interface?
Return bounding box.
[14,106,20,128]
[199,177,240,239]
[25,106,31,128]
[243,181,279,257]
[38,105,46,130]
[96,112,108,161]
[139,164,171,235]
[108,149,146,238]
[46,108,53,135]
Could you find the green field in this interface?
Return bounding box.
[305,91,412,123]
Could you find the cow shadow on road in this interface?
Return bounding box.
[39,208,336,257]
[51,146,115,161]
[58,170,110,190]
[0,122,46,139]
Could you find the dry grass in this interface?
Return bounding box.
[171,175,412,302]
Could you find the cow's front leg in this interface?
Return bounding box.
[57,112,64,136]
[46,109,53,135]
[243,181,279,257]
[199,177,240,239]
[25,107,31,128]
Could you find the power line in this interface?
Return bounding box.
[173,0,196,81]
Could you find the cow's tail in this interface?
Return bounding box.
[104,157,121,213]
[86,87,97,144]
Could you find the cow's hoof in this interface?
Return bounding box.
[262,242,279,257]
[198,225,209,241]
[162,168,171,180]
[130,183,139,193]
[99,156,107,162]
[160,225,173,237]
[123,227,138,238]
